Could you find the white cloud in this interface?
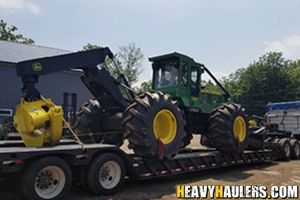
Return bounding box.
[0,0,41,14]
[27,3,41,14]
[264,35,300,59]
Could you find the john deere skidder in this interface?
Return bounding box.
[13,47,248,159]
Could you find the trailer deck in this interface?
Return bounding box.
[0,140,273,178]
[128,148,273,180]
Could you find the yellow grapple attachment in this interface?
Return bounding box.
[13,98,63,147]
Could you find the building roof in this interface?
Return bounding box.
[0,40,71,64]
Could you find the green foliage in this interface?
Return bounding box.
[82,43,143,86]
[201,80,222,94]
[135,80,152,93]
[82,43,101,51]
[223,52,300,115]
[115,43,143,86]
[0,19,34,44]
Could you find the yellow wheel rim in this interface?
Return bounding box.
[233,116,247,142]
[153,109,177,144]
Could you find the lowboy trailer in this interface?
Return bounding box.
[0,139,273,200]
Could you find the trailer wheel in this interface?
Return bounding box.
[21,157,72,200]
[290,139,300,159]
[278,138,291,160]
[87,153,125,195]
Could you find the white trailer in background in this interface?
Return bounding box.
[266,101,300,137]
[262,101,300,160]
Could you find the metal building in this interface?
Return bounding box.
[0,40,92,123]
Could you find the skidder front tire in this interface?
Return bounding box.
[200,135,212,147]
[182,132,193,148]
[123,92,186,159]
[208,103,249,153]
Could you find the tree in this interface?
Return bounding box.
[82,42,144,86]
[115,43,143,86]
[201,80,222,94]
[223,52,295,115]
[82,43,101,51]
[0,19,34,44]
[135,80,152,93]
[287,59,300,98]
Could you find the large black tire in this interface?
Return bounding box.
[21,157,72,200]
[73,99,123,146]
[208,103,249,153]
[290,139,300,159]
[87,153,126,195]
[182,132,193,148]
[123,92,186,159]
[200,135,212,147]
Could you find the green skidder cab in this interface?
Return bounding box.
[123,52,249,159]
[150,52,228,112]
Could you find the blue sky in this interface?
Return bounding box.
[1,0,300,84]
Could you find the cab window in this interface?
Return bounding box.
[153,59,179,89]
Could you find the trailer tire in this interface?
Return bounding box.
[208,103,249,153]
[278,138,291,161]
[123,92,186,159]
[290,139,300,159]
[21,157,72,200]
[87,153,125,195]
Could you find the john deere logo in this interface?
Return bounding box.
[32,62,42,71]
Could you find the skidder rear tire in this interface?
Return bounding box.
[123,92,186,159]
[73,99,101,140]
[74,99,123,146]
[208,103,249,153]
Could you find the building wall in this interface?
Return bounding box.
[0,63,92,113]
